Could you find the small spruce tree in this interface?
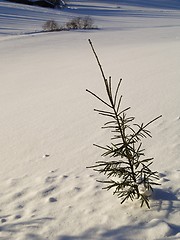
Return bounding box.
[86,39,162,208]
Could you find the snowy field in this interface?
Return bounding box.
[0,0,180,239]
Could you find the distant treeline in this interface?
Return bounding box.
[7,0,67,8]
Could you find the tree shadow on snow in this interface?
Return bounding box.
[152,188,178,201]
[57,226,142,240]
[151,187,180,218]
[0,217,54,240]
[58,188,180,240]
[57,222,180,240]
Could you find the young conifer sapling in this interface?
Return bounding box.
[86,39,162,208]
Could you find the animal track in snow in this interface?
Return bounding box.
[14,214,22,220]
[41,185,58,197]
[13,189,27,199]
[45,176,57,184]
[48,197,57,203]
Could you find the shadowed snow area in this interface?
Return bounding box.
[1,0,180,38]
[0,0,180,239]
[120,0,180,10]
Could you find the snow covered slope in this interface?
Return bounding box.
[1,0,180,38]
[0,0,180,239]
[119,0,180,9]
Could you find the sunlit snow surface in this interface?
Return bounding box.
[0,0,180,239]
